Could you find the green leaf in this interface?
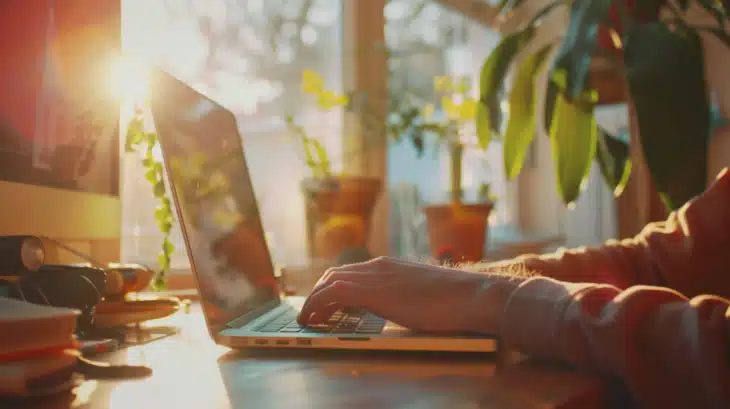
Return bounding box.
[151,273,168,291]
[498,0,530,15]
[125,123,143,152]
[145,132,158,146]
[595,129,632,196]
[551,0,613,101]
[157,252,170,272]
[624,23,709,210]
[309,138,331,176]
[163,238,176,255]
[549,88,598,205]
[543,78,559,138]
[503,44,554,180]
[479,26,535,136]
[527,0,568,27]
[153,181,166,198]
[158,220,173,234]
[154,205,172,221]
[145,168,158,183]
[476,102,491,149]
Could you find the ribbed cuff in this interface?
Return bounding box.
[500,277,596,361]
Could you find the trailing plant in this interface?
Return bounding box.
[478,0,730,210]
[124,107,175,290]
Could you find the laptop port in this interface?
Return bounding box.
[337,336,370,341]
[275,340,289,345]
[296,339,312,346]
[255,339,268,345]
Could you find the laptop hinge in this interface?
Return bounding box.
[224,298,281,329]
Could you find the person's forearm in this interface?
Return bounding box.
[498,275,730,409]
[467,168,730,298]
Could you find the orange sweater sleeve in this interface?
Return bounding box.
[494,168,730,408]
[501,278,730,409]
[504,168,730,299]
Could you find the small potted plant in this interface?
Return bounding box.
[420,76,495,263]
[286,70,382,264]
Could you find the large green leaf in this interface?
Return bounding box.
[543,78,559,138]
[477,26,535,147]
[475,103,491,150]
[548,83,598,205]
[503,44,554,180]
[551,0,613,101]
[624,23,709,210]
[596,128,632,196]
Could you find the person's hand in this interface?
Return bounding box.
[296,257,519,334]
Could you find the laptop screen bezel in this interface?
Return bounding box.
[148,68,281,335]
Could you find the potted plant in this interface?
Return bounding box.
[418,75,495,263]
[477,0,730,212]
[286,70,384,264]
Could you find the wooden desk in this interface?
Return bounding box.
[21,306,605,409]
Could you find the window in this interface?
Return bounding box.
[385,0,512,256]
[121,0,343,272]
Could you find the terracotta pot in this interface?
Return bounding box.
[423,202,493,263]
[301,176,382,261]
[589,58,628,106]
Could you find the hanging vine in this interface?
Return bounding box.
[124,107,175,290]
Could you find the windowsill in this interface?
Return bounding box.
[138,288,200,301]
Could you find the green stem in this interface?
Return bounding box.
[450,142,463,204]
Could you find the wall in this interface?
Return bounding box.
[0,0,121,265]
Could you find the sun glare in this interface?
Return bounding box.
[109,56,150,103]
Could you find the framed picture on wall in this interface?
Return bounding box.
[0,0,120,196]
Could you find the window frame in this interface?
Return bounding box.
[128,0,512,292]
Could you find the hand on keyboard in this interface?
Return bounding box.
[297,257,518,335]
[255,307,385,334]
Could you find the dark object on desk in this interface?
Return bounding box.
[336,247,371,265]
[0,235,45,275]
[76,355,152,380]
[18,264,106,332]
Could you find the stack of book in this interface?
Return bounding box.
[0,297,82,397]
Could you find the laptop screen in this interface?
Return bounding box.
[149,71,279,330]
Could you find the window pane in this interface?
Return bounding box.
[121,0,342,270]
[386,0,510,256]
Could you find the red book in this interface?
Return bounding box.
[0,297,79,360]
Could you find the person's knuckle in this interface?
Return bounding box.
[370,256,393,267]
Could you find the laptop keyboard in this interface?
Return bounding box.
[253,308,386,335]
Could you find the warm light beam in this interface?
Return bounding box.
[108,56,150,103]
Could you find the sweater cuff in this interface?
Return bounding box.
[500,277,597,361]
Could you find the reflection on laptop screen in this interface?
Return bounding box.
[149,71,279,329]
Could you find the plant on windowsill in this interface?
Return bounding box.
[286,69,432,264]
[418,75,496,263]
[285,70,384,264]
[124,107,175,290]
[477,0,730,211]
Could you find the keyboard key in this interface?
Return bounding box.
[355,328,382,334]
[332,327,356,333]
[302,327,331,334]
[280,328,303,333]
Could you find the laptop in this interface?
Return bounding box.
[149,69,497,353]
